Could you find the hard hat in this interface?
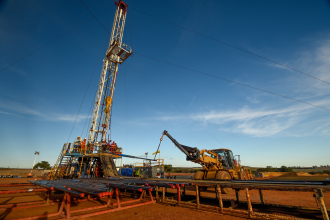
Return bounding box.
[84,138,86,139]
[78,136,81,138]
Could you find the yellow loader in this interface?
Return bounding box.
[160,130,253,194]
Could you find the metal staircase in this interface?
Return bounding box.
[48,143,72,180]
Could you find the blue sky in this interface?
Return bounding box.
[1,0,330,169]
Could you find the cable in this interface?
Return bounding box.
[129,7,330,85]
[80,28,110,137]
[68,24,111,143]
[241,159,251,167]
[76,5,330,112]
[79,0,110,34]
[128,11,134,50]
[0,6,114,74]
[127,63,226,147]
[125,30,128,163]
[79,0,110,33]
[125,62,128,163]
[135,52,330,112]
[82,94,95,137]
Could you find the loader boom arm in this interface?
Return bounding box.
[162,130,200,161]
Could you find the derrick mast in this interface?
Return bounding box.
[88,0,132,145]
[48,1,132,180]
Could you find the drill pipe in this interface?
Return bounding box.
[232,180,329,185]
[43,180,110,197]
[107,183,154,191]
[107,179,175,188]
[63,185,108,197]
[143,182,176,188]
[148,180,191,187]
[29,180,85,197]
[80,179,179,189]
[52,180,109,190]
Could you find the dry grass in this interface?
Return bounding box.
[271,175,330,181]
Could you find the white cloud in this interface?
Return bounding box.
[0,101,42,116]
[55,114,90,122]
[269,39,330,98]
[152,97,330,137]
[246,96,259,104]
[0,101,90,122]
[0,110,22,117]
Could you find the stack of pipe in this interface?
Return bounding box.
[29,180,85,197]
[28,179,160,197]
[80,178,193,189]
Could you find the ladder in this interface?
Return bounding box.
[48,143,71,180]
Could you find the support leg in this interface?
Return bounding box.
[66,193,71,219]
[216,184,223,214]
[235,189,240,203]
[107,192,113,207]
[196,185,200,209]
[259,189,264,205]
[162,187,165,202]
[314,188,329,220]
[45,190,50,205]
[215,187,218,201]
[155,186,159,202]
[140,190,145,200]
[58,193,67,214]
[148,190,154,202]
[115,188,121,208]
[245,188,253,218]
[177,186,181,203]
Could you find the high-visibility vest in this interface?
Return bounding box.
[81,140,86,150]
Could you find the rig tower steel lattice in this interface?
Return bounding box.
[48,0,132,180]
[88,0,133,144]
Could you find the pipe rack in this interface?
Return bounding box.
[1,178,329,219]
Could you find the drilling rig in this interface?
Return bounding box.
[48,0,133,180]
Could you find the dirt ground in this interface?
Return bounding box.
[0,178,329,219]
[0,169,50,177]
[0,178,245,220]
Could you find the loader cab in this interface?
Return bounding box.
[212,148,236,169]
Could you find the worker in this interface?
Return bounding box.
[111,141,117,154]
[101,141,107,152]
[135,169,140,177]
[81,138,86,154]
[106,142,111,152]
[156,172,161,179]
[74,136,81,152]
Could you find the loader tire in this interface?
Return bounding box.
[193,171,204,180]
[246,171,251,180]
[240,171,248,180]
[216,171,232,194]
